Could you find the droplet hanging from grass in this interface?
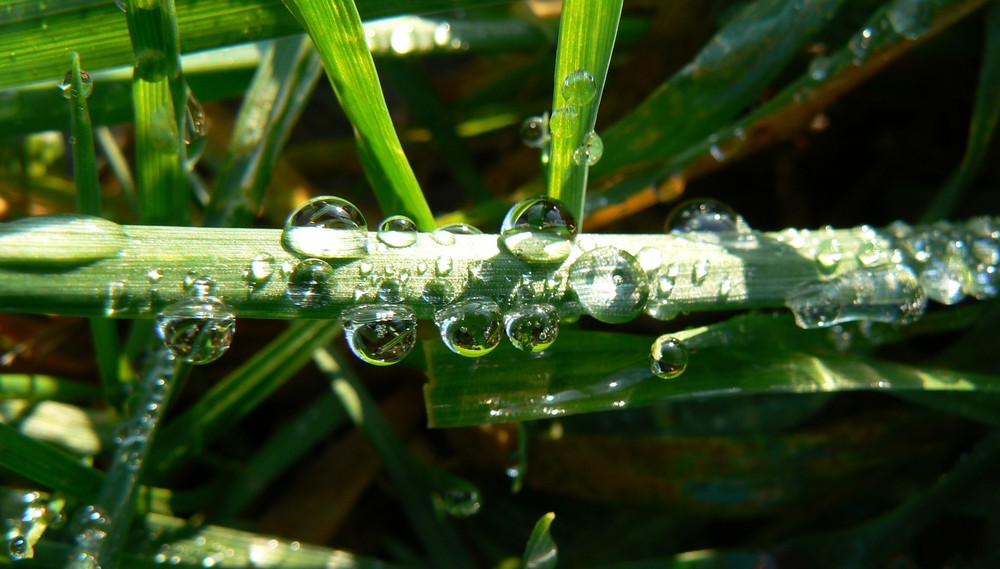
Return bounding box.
[520,114,551,148]
[285,258,334,308]
[499,196,578,264]
[650,335,689,379]
[58,69,93,99]
[435,298,504,357]
[183,91,208,168]
[155,296,236,364]
[666,198,746,234]
[505,303,559,353]
[342,304,418,366]
[282,196,367,259]
[572,131,604,166]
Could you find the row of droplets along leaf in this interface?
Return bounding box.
[520,68,605,165]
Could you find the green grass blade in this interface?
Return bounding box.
[123,0,191,226]
[522,512,557,569]
[95,126,138,216]
[204,36,323,228]
[147,320,341,481]
[65,52,125,408]
[546,0,622,224]
[0,422,102,500]
[920,0,1000,222]
[0,374,100,401]
[315,347,475,569]
[285,0,434,230]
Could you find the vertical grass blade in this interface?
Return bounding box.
[546,0,622,224]
[123,0,191,225]
[66,52,125,409]
[283,0,435,230]
[315,347,475,569]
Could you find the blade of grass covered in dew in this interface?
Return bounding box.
[380,60,491,204]
[0,0,507,91]
[95,127,138,216]
[777,429,1000,569]
[215,389,348,519]
[0,422,102,500]
[920,0,1000,223]
[66,52,126,411]
[284,0,434,231]
[146,319,341,482]
[521,512,557,569]
[66,347,181,569]
[545,0,622,224]
[315,347,476,569]
[582,0,990,228]
[0,374,100,401]
[423,314,1000,427]
[204,35,323,228]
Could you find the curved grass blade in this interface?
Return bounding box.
[285,0,434,230]
[546,0,622,223]
[0,422,102,501]
[522,512,557,569]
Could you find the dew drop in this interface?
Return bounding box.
[105,280,127,316]
[786,264,926,329]
[435,298,503,357]
[692,257,710,285]
[190,276,216,298]
[281,196,367,259]
[155,296,236,364]
[568,246,649,323]
[666,198,746,234]
[500,196,578,264]
[887,0,932,40]
[377,278,404,303]
[377,215,418,248]
[358,260,374,276]
[707,127,746,162]
[650,336,689,379]
[58,69,93,100]
[561,68,597,106]
[636,247,663,275]
[918,256,968,305]
[548,106,579,137]
[439,487,481,518]
[572,131,604,166]
[422,279,456,306]
[435,256,453,276]
[816,238,843,272]
[342,304,417,366]
[808,56,833,82]
[416,261,428,275]
[9,535,28,560]
[75,505,110,547]
[520,114,551,148]
[285,258,333,307]
[848,27,874,64]
[134,48,167,82]
[247,253,275,286]
[184,91,208,168]
[505,303,559,353]
[147,268,164,284]
[718,276,732,299]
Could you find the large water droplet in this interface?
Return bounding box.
[520,114,551,148]
[342,304,417,366]
[285,258,333,307]
[377,215,417,248]
[572,131,604,166]
[786,264,926,329]
[666,198,746,233]
[58,69,93,100]
[568,246,649,323]
[650,335,689,379]
[500,196,578,264]
[505,303,559,353]
[281,196,367,259]
[887,0,932,39]
[435,298,503,357]
[155,296,236,364]
[561,69,597,106]
[548,106,579,137]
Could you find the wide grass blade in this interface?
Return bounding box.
[0,422,102,500]
[0,374,100,401]
[285,0,434,230]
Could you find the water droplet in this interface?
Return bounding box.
[358,260,374,276]
[816,238,843,272]
[377,215,418,248]
[650,335,689,379]
[285,258,333,307]
[572,131,604,166]
[692,258,710,285]
[58,69,93,100]
[190,276,216,298]
[439,487,481,518]
[520,114,551,148]
[505,303,559,353]
[155,296,236,364]
[500,196,578,264]
[848,27,874,64]
[105,281,127,315]
[435,256,453,276]
[561,68,597,106]
[708,127,746,162]
[184,91,208,167]
[786,264,927,328]
[435,298,503,357]
[377,278,404,303]
[147,268,164,284]
[422,279,456,306]
[69,552,101,569]
[134,48,167,82]
[75,505,109,546]
[246,253,275,286]
[281,196,367,259]
[9,535,28,559]
[887,0,932,39]
[808,56,833,81]
[918,256,968,305]
[666,198,745,233]
[718,276,732,299]
[342,304,417,366]
[636,247,663,275]
[548,106,579,137]
[568,246,649,323]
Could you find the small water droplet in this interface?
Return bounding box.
[184,91,208,167]
[808,56,833,81]
[849,27,874,64]
[377,215,417,248]
[435,256,453,276]
[435,298,503,357]
[520,114,551,148]
[75,505,110,547]
[786,264,927,328]
[190,275,216,298]
[816,238,843,272]
[568,246,649,323]
[377,278,404,303]
[572,131,604,166]
[416,262,428,275]
[285,258,333,307]
[246,253,275,286]
[500,196,578,264]
[147,268,164,284]
[548,106,579,137]
[58,69,93,100]
[505,303,559,353]
[887,0,932,39]
[708,127,746,162]
[9,535,28,559]
[155,296,236,364]
[692,258,710,285]
[636,247,663,275]
[718,276,732,299]
[105,280,127,315]
[439,487,481,518]
[561,68,597,106]
[342,304,417,366]
[650,336,689,379]
[918,256,968,305]
[666,198,745,233]
[134,48,167,82]
[281,196,367,259]
[422,279,456,306]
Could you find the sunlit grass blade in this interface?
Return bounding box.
[147,320,341,481]
[546,0,622,223]
[204,35,322,228]
[315,346,475,569]
[0,374,100,401]
[423,315,1000,427]
[0,422,102,500]
[285,0,434,230]
[522,512,557,569]
[123,0,191,226]
[920,0,1000,222]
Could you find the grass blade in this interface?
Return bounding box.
[0,374,100,401]
[285,0,434,230]
[522,512,557,569]
[0,422,102,501]
[546,0,622,224]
